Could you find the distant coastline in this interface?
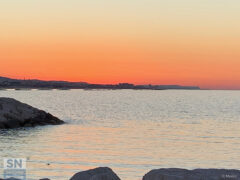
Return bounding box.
[0,76,200,90]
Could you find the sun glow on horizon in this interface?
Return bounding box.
[1,0,240,90]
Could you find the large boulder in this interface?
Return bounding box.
[0,97,64,129]
[70,167,121,180]
[143,168,240,180]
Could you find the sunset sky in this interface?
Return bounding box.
[0,0,240,89]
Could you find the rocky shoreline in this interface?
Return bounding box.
[0,97,64,129]
[1,167,240,180]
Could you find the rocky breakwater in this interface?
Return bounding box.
[143,168,240,180]
[70,167,121,180]
[1,167,240,180]
[0,97,64,129]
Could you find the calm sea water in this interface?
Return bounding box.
[0,89,240,180]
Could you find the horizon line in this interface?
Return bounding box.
[1,75,200,87]
[2,75,240,90]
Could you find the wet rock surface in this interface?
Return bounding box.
[0,97,64,129]
[143,168,240,180]
[70,167,121,180]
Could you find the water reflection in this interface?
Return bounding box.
[0,90,240,179]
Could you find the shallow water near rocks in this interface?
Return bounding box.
[0,89,240,180]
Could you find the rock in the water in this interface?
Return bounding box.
[70,167,121,180]
[143,168,240,180]
[0,97,64,129]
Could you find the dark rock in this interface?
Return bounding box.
[3,119,21,129]
[0,122,5,129]
[23,123,32,127]
[70,167,121,180]
[0,97,64,129]
[143,168,240,180]
[39,178,50,180]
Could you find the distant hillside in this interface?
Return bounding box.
[0,76,200,90]
[0,76,88,89]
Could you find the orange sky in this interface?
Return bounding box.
[1,1,240,89]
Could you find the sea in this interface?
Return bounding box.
[0,89,240,180]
